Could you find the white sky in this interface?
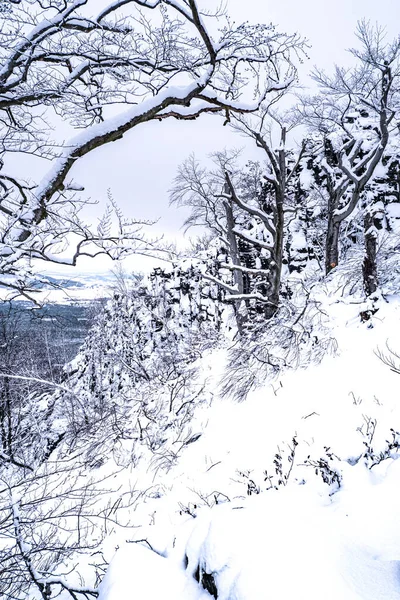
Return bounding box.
[36,0,400,275]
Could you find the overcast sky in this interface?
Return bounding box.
[40,0,400,275]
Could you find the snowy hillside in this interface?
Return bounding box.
[1,4,400,598]
[4,261,398,599]
[2,248,400,600]
[94,292,400,600]
[2,258,400,600]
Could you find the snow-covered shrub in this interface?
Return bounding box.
[303,448,343,492]
[220,280,337,401]
[358,415,400,469]
[0,260,224,599]
[0,452,117,600]
[41,261,223,452]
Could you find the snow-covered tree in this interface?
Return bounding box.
[302,21,400,286]
[42,261,223,446]
[0,0,305,300]
[172,112,315,327]
[360,129,400,295]
[0,259,224,599]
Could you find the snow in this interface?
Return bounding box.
[232,226,273,250]
[183,484,400,600]
[98,543,210,600]
[34,74,213,203]
[299,163,314,190]
[100,460,400,599]
[387,203,400,218]
[0,272,112,304]
[0,0,87,80]
[4,257,400,600]
[97,0,158,24]
[94,291,400,600]
[4,5,400,599]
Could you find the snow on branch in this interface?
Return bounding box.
[232,227,273,251]
[0,0,305,295]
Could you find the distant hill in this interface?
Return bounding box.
[0,271,120,304]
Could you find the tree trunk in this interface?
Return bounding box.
[362,208,381,296]
[266,189,285,319]
[264,140,287,320]
[224,200,247,333]
[325,212,340,275]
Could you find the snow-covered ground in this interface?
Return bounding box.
[96,294,400,600]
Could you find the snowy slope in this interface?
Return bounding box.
[96,293,400,600]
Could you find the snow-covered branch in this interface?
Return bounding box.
[0,0,305,296]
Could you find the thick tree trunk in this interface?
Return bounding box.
[265,267,280,319]
[224,200,247,333]
[325,213,340,275]
[264,140,287,320]
[362,209,381,296]
[266,190,285,319]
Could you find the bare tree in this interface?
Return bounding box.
[171,151,260,331]
[302,21,400,291]
[0,0,305,300]
[0,453,136,600]
[228,109,308,318]
[172,106,309,327]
